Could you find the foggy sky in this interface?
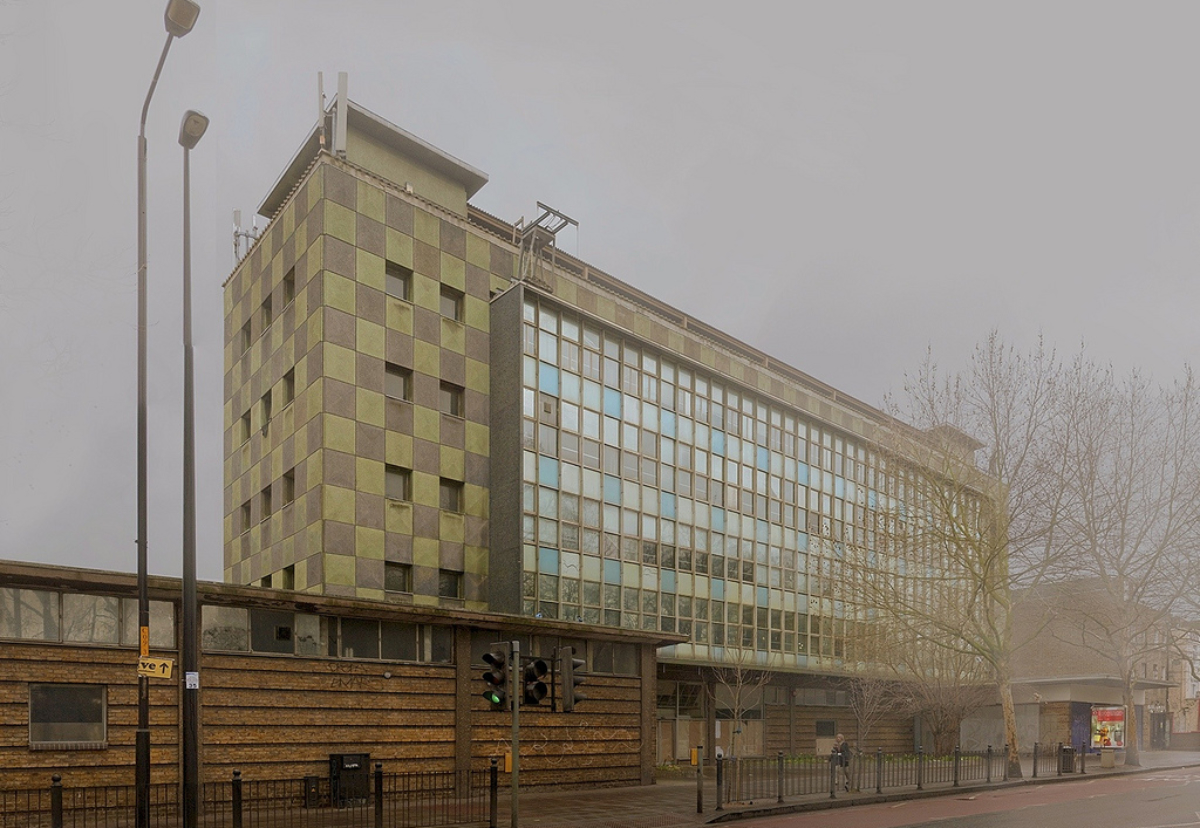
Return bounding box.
[3,1,1199,581]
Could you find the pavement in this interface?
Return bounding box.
[505,750,1200,828]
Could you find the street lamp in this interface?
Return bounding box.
[135,3,199,828]
[179,108,208,828]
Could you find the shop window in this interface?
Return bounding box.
[30,684,106,749]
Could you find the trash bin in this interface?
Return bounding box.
[329,753,370,806]
[1100,747,1115,768]
[1060,746,1075,773]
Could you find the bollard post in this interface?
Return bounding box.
[1057,743,1063,777]
[1032,742,1039,779]
[51,775,63,828]
[986,745,992,783]
[1080,742,1086,775]
[776,751,784,804]
[715,755,724,812]
[1003,745,1009,781]
[916,746,924,791]
[231,770,243,828]
[489,758,498,828]
[696,746,704,814]
[375,761,384,828]
[876,748,883,795]
[953,745,961,787]
[829,748,837,799]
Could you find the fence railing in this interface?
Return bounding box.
[713,743,1085,809]
[1,763,499,828]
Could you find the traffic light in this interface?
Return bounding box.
[522,657,549,705]
[481,646,510,709]
[558,646,587,712]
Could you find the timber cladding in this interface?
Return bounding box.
[0,638,652,790]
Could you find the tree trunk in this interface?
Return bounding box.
[999,678,1022,778]
[1122,683,1140,767]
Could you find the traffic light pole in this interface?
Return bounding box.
[509,640,520,828]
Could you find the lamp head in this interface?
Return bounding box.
[178,110,209,149]
[164,0,201,38]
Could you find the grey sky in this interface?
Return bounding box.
[3,1,1198,581]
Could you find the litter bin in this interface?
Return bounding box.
[330,753,370,806]
[1100,747,1115,769]
[1060,746,1075,773]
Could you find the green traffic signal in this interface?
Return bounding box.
[482,648,509,709]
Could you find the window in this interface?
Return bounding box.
[385,261,412,301]
[282,369,295,407]
[0,588,60,640]
[385,562,412,593]
[385,363,412,401]
[30,685,105,749]
[261,485,272,520]
[438,569,463,600]
[281,565,295,591]
[239,410,251,444]
[439,478,463,512]
[440,286,463,321]
[240,500,252,534]
[283,266,295,306]
[261,392,272,434]
[262,295,273,327]
[385,465,411,501]
[239,319,252,356]
[439,382,464,417]
[283,469,296,506]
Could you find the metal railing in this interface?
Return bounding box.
[1,763,499,828]
[715,745,1032,809]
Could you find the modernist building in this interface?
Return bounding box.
[221,89,1001,760]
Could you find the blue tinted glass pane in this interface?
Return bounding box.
[539,547,560,574]
[603,475,621,504]
[604,559,622,584]
[834,476,845,498]
[661,410,676,438]
[711,507,725,532]
[868,490,877,509]
[712,579,725,600]
[756,446,769,471]
[797,532,809,551]
[538,456,559,487]
[662,570,676,592]
[584,380,602,410]
[756,519,768,542]
[604,387,622,417]
[757,586,769,606]
[539,362,560,396]
[711,430,725,456]
[797,462,809,486]
[661,492,676,519]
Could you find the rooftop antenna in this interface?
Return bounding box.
[334,72,348,158]
[515,202,577,292]
[317,72,326,149]
[233,209,260,266]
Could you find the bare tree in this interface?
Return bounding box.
[847,333,1066,778]
[709,649,773,758]
[1037,361,1200,766]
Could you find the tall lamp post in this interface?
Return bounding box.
[179,109,209,828]
[136,3,199,828]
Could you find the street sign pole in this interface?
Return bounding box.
[510,640,520,828]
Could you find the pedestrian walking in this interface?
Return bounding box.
[831,733,852,791]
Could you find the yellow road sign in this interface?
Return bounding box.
[137,657,175,679]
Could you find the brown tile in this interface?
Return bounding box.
[325,166,357,209]
[357,353,384,394]
[465,264,490,299]
[439,414,465,449]
[464,388,487,423]
[326,307,356,349]
[385,331,413,365]
[357,283,385,326]
[306,203,324,240]
[356,492,384,531]
[439,541,464,569]
[324,236,356,279]
[384,399,413,433]
[325,520,355,555]
[385,193,413,235]
[412,306,440,345]
[465,516,487,547]
[439,220,466,259]
[356,421,385,461]
[490,245,513,278]
[326,378,357,419]
[412,564,438,595]
[465,454,488,486]
[413,438,439,473]
[307,271,325,309]
[412,505,439,540]
[440,350,466,385]
[356,558,384,591]
[384,532,413,562]
[325,450,356,488]
[356,213,386,258]
[464,327,488,363]
[413,240,440,279]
